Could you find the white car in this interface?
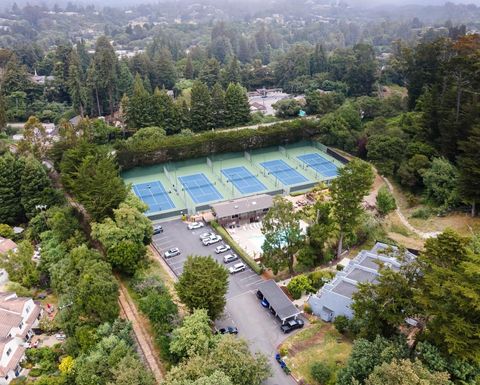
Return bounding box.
[202,235,222,246]
[215,244,231,254]
[187,221,205,230]
[229,262,246,274]
[164,247,181,258]
[223,253,238,264]
[199,232,215,240]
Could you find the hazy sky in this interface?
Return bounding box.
[4,0,480,8]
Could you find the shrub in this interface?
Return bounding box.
[304,303,313,314]
[411,207,432,219]
[311,362,332,384]
[333,315,350,334]
[0,223,14,238]
[287,275,314,300]
[376,186,397,215]
[336,264,344,271]
[308,270,334,290]
[279,346,289,357]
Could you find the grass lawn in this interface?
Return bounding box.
[279,320,352,385]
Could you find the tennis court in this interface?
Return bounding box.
[221,166,267,195]
[133,181,175,213]
[179,173,223,204]
[297,153,338,177]
[260,159,309,186]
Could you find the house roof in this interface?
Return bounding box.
[0,238,17,255]
[211,194,273,218]
[0,344,25,376]
[257,279,300,321]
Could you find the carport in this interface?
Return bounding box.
[257,280,301,324]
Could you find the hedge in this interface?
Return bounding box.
[115,119,322,170]
[210,220,263,275]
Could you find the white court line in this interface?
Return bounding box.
[246,279,264,287]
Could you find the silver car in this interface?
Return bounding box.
[202,235,222,246]
[164,247,181,258]
[229,262,246,274]
[223,253,238,264]
[215,244,231,254]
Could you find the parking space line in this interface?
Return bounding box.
[240,273,260,282]
[246,279,264,286]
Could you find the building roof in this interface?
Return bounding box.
[0,344,25,376]
[0,238,17,255]
[257,279,300,321]
[211,194,273,218]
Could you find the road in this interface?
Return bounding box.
[153,219,298,385]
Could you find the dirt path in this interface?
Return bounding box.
[118,282,164,383]
[381,177,440,240]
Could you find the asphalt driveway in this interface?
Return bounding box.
[152,219,299,385]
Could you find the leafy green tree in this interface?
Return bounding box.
[365,359,452,385]
[331,159,374,256]
[190,81,213,132]
[0,152,24,224]
[305,90,339,115]
[175,256,228,319]
[310,43,328,75]
[170,309,216,359]
[199,59,221,88]
[0,92,6,132]
[352,266,418,339]
[457,125,480,216]
[375,187,397,216]
[310,362,332,385]
[138,290,177,332]
[415,230,480,361]
[184,54,194,80]
[20,116,49,159]
[224,83,250,127]
[397,155,430,189]
[422,158,459,208]
[261,196,304,274]
[166,336,270,385]
[107,240,145,275]
[0,224,14,239]
[107,354,155,385]
[272,98,302,118]
[318,113,358,153]
[345,44,377,96]
[366,135,405,176]
[337,336,409,385]
[0,240,40,288]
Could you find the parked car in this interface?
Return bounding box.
[261,298,270,308]
[215,244,231,254]
[188,221,204,230]
[256,290,264,300]
[55,332,66,340]
[223,253,238,263]
[280,319,305,334]
[164,248,181,258]
[217,326,238,335]
[229,262,246,274]
[153,225,163,235]
[202,235,222,246]
[199,232,215,240]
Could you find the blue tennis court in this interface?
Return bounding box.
[297,153,338,177]
[221,166,267,194]
[260,160,309,185]
[179,173,223,204]
[133,181,175,213]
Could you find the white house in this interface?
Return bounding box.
[308,242,415,322]
[0,293,42,384]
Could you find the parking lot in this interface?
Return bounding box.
[152,219,298,385]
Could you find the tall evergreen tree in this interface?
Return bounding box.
[89,36,118,115]
[224,83,250,127]
[153,48,177,89]
[199,58,221,88]
[117,60,134,97]
[225,56,241,85]
[125,74,153,129]
[184,53,194,80]
[2,54,31,94]
[457,125,480,216]
[67,49,87,117]
[151,87,177,134]
[211,83,226,129]
[0,92,6,133]
[20,156,60,219]
[0,152,24,224]
[190,80,213,132]
[310,43,328,75]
